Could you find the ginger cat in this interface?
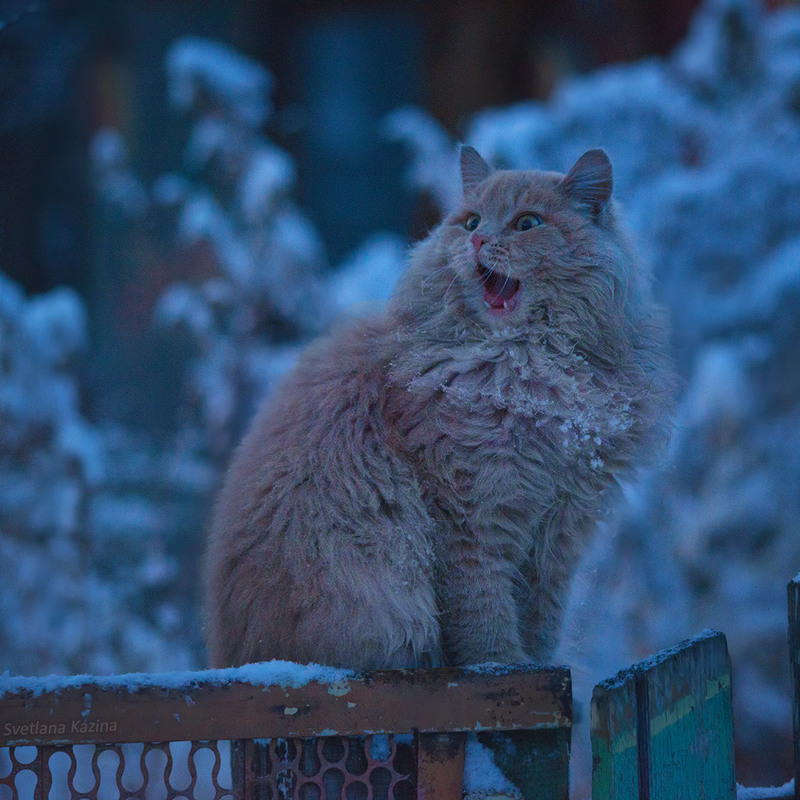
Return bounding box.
[204,146,672,670]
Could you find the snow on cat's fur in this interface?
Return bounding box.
[204,147,673,669]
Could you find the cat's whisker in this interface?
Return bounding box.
[421,263,452,290]
[501,252,515,292]
[442,261,470,308]
[477,263,496,287]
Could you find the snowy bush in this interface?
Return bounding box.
[157,36,407,460]
[0,271,198,675]
[0,273,95,537]
[91,37,408,462]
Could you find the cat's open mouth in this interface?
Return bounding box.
[476,264,521,312]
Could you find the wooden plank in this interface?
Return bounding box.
[0,663,571,746]
[789,576,800,800]
[231,739,246,800]
[417,732,466,800]
[645,630,735,800]
[591,660,639,800]
[591,630,736,800]
[243,739,272,800]
[37,746,48,800]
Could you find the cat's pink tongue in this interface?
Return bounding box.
[483,272,521,311]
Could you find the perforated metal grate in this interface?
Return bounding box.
[0,740,234,800]
[241,735,416,800]
[0,735,415,800]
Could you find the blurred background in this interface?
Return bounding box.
[2,0,800,795]
[1,0,702,289]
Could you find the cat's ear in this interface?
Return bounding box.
[559,149,613,220]
[460,145,491,191]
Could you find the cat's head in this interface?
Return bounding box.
[397,146,641,352]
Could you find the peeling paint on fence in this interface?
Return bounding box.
[591,630,736,800]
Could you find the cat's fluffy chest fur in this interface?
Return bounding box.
[384,329,631,572]
[204,147,672,670]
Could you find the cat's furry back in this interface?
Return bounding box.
[204,147,673,670]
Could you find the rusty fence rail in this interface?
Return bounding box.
[0,662,572,800]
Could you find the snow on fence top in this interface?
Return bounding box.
[0,658,352,700]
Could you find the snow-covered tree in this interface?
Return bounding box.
[0,269,198,674]
[91,37,408,463]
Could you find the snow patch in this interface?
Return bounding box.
[0,660,354,699]
[737,780,795,799]
[463,734,521,799]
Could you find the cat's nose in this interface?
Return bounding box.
[471,232,489,255]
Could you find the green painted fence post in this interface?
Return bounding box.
[591,630,736,800]
[789,575,800,800]
[590,665,639,799]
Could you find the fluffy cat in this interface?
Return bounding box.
[204,146,672,670]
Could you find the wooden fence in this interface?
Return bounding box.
[0,663,571,799]
[1,575,798,799]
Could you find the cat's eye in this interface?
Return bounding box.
[464,215,481,232]
[514,213,543,231]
